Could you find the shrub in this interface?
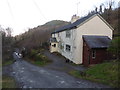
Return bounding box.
[25,48,52,66]
[29,49,38,58]
[108,37,120,59]
[35,54,42,61]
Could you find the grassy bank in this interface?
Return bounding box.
[2,76,17,88]
[69,60,119,88]
[2,60,14,66]
[25,49,52,66]
[25,56,52,67]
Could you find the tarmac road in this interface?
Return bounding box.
[10,52,111,88]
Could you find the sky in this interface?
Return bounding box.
[0,0,119,36]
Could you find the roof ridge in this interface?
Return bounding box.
[52,13,99,34]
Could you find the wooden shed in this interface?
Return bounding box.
[82,35,111,67]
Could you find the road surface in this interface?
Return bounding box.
[9,52,111,88]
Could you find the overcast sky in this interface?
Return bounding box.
[0,0,119,36]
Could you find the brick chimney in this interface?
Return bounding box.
[71,14,80,23]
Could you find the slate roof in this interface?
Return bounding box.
[50,37,57,42]
[83,35,111,49]
[52,13,98,34]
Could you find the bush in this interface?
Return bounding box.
[25,48,52,66]
[29,49,38,58]
[108,37,120,59]
[35,54,42,61]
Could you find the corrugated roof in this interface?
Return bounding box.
[83,35,111,49]
[52,13,98,34]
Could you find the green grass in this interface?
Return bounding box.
[25,54,52,67]
[26,49,52,66]
[69,60,119,88]
[2,76,17,88]
[2,60,14,66]
[27,59,52,67]
[33,60,51,66]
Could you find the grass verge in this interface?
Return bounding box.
[2,60,14,66]
[25,55,52,67]
[28,59,52,67]
[25,49,52,66]
[33,60,52,67]
[69,60,119,88]
[2,76,17,88]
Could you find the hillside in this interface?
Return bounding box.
[44,20,69,26]
[14,7,120,50]
[14,20,69,49]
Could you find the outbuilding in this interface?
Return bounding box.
[82,35,111,66]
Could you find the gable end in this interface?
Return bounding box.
[97,14,114,31]
[77,14,97,28]
[77,14,114,31]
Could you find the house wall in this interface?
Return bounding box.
[56,29,77,62]
[89,49,107,65]
[50,42,58,53]
[51,15,113,64]
[74,15,113,64]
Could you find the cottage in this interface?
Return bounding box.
[50,13,113,66]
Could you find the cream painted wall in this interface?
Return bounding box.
[78,15,113,39]
[50,42,58,53]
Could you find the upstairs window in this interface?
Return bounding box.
[66,44,71,52]
[92,50,96,59]
[66,30,71,38]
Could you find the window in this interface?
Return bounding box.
[66,30,71,38]
[52,44,56,47]
[66,44,71,52]
[92,50,96,59]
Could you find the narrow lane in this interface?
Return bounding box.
[11,53,110,88]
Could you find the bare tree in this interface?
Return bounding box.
[99,5,103,14]
[95,7,98,12]
[108,0,115,10]
[6,27,12,37]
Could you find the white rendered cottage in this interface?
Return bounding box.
[50,13,113,64]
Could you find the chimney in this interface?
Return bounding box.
[71,14,80,23]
